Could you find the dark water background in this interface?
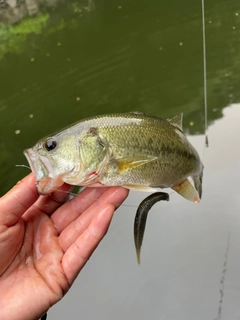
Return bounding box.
[0,1,240,319]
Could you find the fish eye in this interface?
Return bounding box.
[45,138,58,152]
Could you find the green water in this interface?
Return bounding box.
[0,0,239,195]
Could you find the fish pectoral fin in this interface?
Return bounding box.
[112,156,158,173]
[123,184,158,192]
[172,178,200,203]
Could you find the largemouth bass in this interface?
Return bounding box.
[24,112,203,262]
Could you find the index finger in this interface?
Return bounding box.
[0,173,39,226]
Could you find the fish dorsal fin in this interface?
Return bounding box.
[168,113,183,131]
[128,112,160,120]
[128,111,145,115]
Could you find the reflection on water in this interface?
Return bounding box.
[1,1,240,319]
[215,231,230,320]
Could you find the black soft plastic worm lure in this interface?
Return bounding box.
[134,192,169,264]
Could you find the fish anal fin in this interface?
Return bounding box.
[172,178,200,203]
[123,184,158,192]
[168,114,183,131]
[112,156,158,173]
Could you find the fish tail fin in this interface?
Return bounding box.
[172,164,204,203]
[193,164,204,199]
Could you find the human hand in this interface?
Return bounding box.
[0,174,129,320]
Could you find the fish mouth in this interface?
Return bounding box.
[24,148,38,177]
[24,148,53,180]
[24,148,64,194]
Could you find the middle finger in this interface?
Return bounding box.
[32,183,73,215]
[51,187,109,233]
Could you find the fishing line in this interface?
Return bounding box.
[56,189,139,209]
[15,164,31,170]
[201,0,209,147]
[55,188,132,206]
[55,189,78,198]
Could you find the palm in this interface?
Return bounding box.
[1,212,66,318]
[0,174,128,320]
